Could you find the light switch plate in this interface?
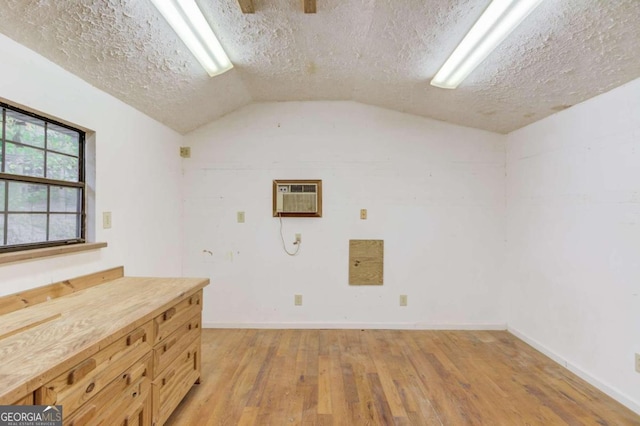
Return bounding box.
[237,211,245,223]
[102,212,112,229]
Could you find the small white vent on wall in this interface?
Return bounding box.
[272,180,322,217]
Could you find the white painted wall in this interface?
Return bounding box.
[506,77,640,412]
[0,34,184,294]
[182,102,506,328]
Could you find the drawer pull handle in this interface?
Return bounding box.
[163,338,177,353]
[85,382,95,393]
[36,386,56,406]
[126,328,146,346]
[162,370,175,386]
[163,308,176,321]
[189,295,200,305]
[128,363,148,384]
[124,406,143,426]
[68,358,97,385]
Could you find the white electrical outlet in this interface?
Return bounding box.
[237,211,245,223]
[294,294,303,306]
[295,233,302,243]
[400,295,408,306]
[635,353,640,373]
[102,212,112,229]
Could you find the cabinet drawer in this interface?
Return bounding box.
[153,291,202,345]
[152,336,201,426]
[64,353,152,426]
[11,394,33,405]
[36,321,153,416]
[153,314,201,379]
[119,392,152,426]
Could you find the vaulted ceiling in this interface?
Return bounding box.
[0,0,639,134]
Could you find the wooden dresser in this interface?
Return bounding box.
[0,267,209,426]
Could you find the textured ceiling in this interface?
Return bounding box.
[0,0,639,134]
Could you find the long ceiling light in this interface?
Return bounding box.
[430,0,544,89]
[150,0,233,77]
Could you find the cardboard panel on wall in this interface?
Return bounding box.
[349,240,383,285]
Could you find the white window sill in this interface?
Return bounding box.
[0,242,108,265]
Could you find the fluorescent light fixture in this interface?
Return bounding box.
[430,0,544,89]
[150,0,233,77]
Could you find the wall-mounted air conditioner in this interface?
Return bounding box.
[272,180,322,217]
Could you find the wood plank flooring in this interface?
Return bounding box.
[166,329,640,425]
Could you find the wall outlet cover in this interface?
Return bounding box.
[400,295,408,306]
[294,294,303,306]
[635,353,640,373]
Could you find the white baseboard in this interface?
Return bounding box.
[508,326,640,415]
[202,322,507,330]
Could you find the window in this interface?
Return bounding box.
[0,103,85,252]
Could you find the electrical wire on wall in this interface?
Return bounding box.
[278,213,301,256]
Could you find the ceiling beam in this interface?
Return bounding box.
[237,0,255,14]
[303,0,316,13]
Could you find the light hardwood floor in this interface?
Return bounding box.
[166,329,640,425]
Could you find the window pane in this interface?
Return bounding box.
[8,182,47,212]
[7,213,46,245]
[49,214,79,241]
[48,124,79,156]
[50,186,80,213]
[46,152,79,182]
[5,142,45,177]
[0,215,4,245]
[5,110,45,148]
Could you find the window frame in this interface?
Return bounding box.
[0,102,86,253]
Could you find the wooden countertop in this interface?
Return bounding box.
[0,276,209,404]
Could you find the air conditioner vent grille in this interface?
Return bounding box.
[283,193,316,213]
[288,184,317,193]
